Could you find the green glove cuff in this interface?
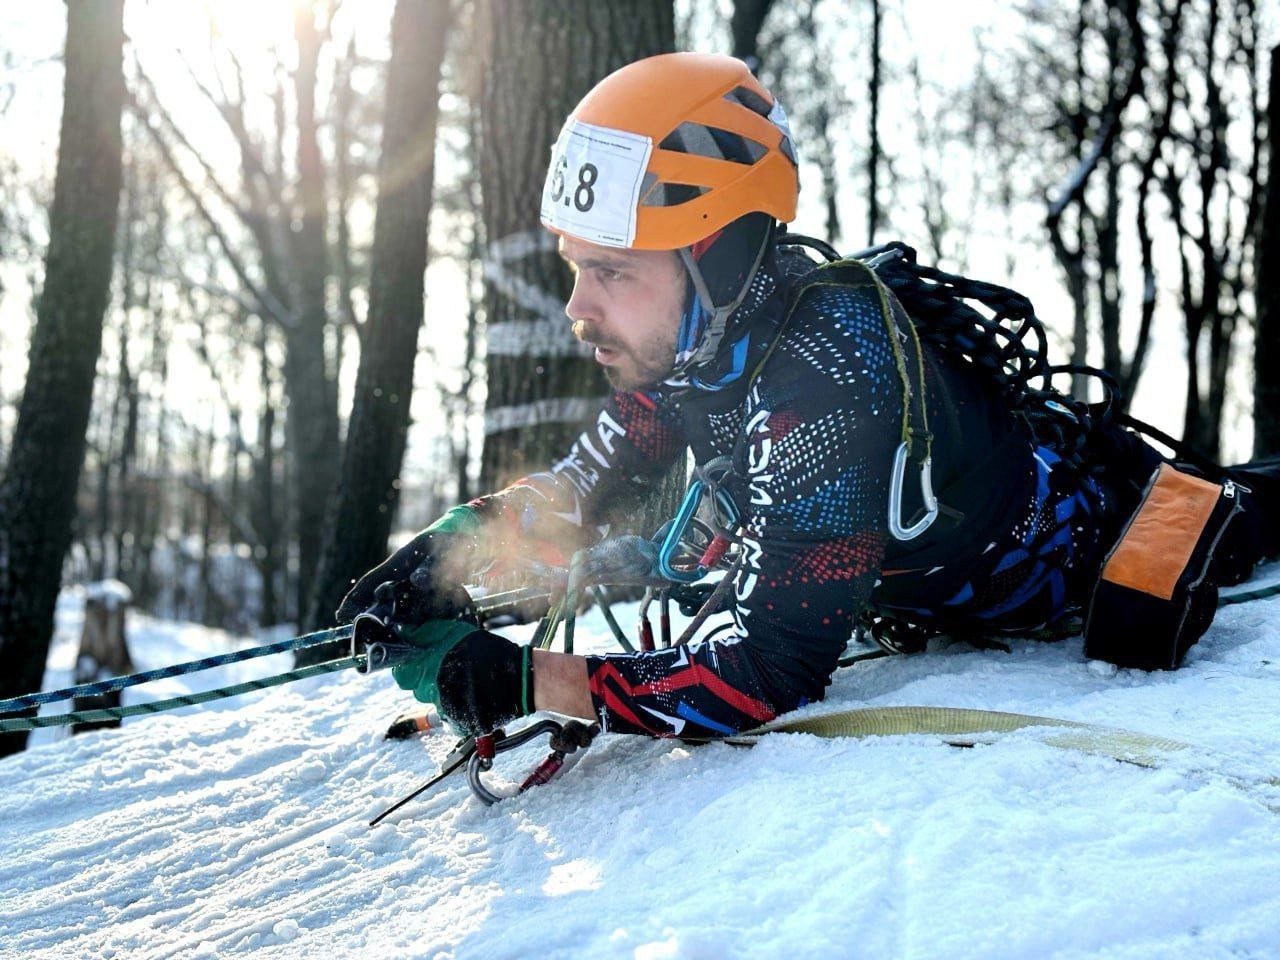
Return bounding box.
[389,619,479,709]
[426,505,482,537]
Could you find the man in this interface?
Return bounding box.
[341,53,1279,740]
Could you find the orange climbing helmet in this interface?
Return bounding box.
[539,52,798,251]
[541,53,800,375]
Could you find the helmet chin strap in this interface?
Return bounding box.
[670,221,774,379]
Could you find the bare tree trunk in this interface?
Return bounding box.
[478,0,675,490]
[1174,0,1231,460]
[115,344,139,582]
[1097,6,1124,381]
[302,0,453,641]
[730,0,778,65]
[253,327,282,627]
[72,585,134,735]
[333,37,362,350]
[795,0,841,245]
[198,428,217,625]
[0,0,125,757]
[287,6,341,621]
[135,264,170,612]
[1067,2,1093,399]
[128,19,342,624]
[867,0,882,243]
[907,52,948,262]
[1044,0,1143,401]
[1257,44,1280,457]
[1128,1,1186,411]
[457,194,484,506]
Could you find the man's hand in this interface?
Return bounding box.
[380,621,594,736]
[389,626,533,737]
[335,505,480,624]
[385,619,486,721]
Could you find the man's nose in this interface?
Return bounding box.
[565,277,599,333]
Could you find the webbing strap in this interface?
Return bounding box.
[707,706,1280,806]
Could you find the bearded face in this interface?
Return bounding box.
[560,236,685,391]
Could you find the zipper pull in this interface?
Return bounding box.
[1223,479,1236,499]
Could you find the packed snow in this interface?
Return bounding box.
[3,571,1280,960]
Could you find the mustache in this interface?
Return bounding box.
[571,320,621,351]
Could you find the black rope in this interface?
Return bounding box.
[779,237,1123,471]
[774,237,1130,649]
[1115,413,1223,479]
[777,232,840,262]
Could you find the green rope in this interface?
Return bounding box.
[563,601,577,655]
[1219,580,1280,606]
[535,595,564,651]
[1,624,353,714]
[593,586,636,653]
[0,656,359,733]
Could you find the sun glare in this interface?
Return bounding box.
[199,0,308,58]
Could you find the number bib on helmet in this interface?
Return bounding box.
[540,120,653,248]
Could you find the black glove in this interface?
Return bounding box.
[335,505,479,624]
[434,631,532,736]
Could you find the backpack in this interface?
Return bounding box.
[775,234,1274,669]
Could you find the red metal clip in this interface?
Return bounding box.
[698,535,731,569]
[519,755,565,792]
[639,617,655,652]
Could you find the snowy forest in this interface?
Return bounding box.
[1,0,1278,753]
[3,2,1280,957]
[2,1,1269,701]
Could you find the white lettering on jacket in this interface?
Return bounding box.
[733,394,775,629]
[551,407,627,499]
[744,408,774,506]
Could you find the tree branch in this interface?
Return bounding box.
[1046,0,1145,223]
[126,90,298,329]
[130,61,253,225]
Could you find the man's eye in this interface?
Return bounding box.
[600,268,625,282]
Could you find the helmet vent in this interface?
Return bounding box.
[660,122,767,166]
[639,172,710,208]
[724,86,772,117]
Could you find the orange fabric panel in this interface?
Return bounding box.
[1102,463,1221,601]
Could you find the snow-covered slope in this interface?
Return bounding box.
[3,575,1280,960]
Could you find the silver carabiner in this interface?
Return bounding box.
[888,441,939,541]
